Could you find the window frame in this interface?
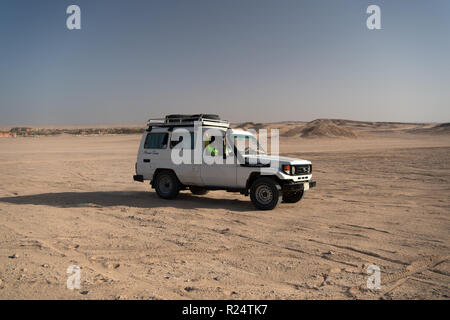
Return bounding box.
[144,132,169,150]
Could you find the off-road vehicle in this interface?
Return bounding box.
[134,114,316,210]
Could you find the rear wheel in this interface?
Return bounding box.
[282,190,304,203]
[250,177,282,210]
[190,186,209,195]
[154,171,180,199]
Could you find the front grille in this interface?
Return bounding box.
[293,165,311,175]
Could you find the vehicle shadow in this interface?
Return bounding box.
[0,191,255,212]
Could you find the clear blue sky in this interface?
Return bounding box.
[0,0,449,125]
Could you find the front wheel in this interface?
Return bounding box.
[250,178,282,210]
[282,190,304,203]
[154,171,180,199]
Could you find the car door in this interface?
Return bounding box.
[169,130,203,185]
[200,133,237,187]
[200,162,237,187]
[139,131,171,179]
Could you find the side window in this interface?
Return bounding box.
[144,133,168,149]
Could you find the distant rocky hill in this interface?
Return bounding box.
[299,119,359,138]
[1,119,448,138]
[407,123,450,135]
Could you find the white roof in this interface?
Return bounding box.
[229,128,256,136]
[147,118,229,129]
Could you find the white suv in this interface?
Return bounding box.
[134,114,316,210]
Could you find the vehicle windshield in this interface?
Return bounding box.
[232,134,266,155]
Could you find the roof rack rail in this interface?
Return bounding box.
[147,114,229,129]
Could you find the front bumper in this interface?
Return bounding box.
[276,171,312,182]
[133,175,144,182]
[282,180,316,192]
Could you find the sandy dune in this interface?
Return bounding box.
[0,121,449,299]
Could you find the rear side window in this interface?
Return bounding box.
[171,132,195,149]
[144,133,168,149]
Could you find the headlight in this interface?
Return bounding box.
[282,164,291,175]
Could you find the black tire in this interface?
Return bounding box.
[190,186,209,195]
[250,177,282,210]
[282,190,304,203]
[154,171,180,199]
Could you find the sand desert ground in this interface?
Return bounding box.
[0,120,449,299]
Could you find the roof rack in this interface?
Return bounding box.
[147,114,229,129]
